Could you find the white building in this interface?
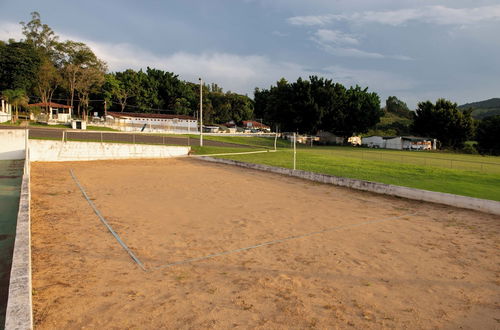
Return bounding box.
[362,136,437,150]
[0,99,12,123]
[106,111,198,133]
[362,136,385,148]
[28,102,73,123]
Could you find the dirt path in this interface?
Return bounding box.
[31,158,499,329]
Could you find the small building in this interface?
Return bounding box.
[106,111,198,133]
[362,135,436,150]
[362,136,385,148]
[0,99,12,123]
[28,102,73,123]
[242,120,271,132]
[316,131,344,145]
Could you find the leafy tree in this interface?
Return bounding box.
[0,41,42,92]
[58,40,102,109]
[75,60,107,119]
[385,96,412,118]
[114,69,141,111]
[36,57,61,111]
[2,89,29,122]
[476,115,500,155]
[20,12,59,60]
[340,86,382,137]
[411,99,473,149]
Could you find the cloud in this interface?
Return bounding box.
[272,30,288,37]
[313,29,358,45]
[311,29,412,60]
[0,22,24,40]
[323,65,416,92]
[288,5,500,26]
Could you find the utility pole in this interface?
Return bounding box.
[199,77,203,147]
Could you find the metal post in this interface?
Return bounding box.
[293,132,297,171]
[199,77,203,147]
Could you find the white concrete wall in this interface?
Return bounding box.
[0,129,27,160]
[29,140,190,162]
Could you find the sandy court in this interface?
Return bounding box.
[31,158,499,329]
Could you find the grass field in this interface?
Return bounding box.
[191,138,500,201]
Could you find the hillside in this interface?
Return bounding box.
[458,98,500,119]
[366,109,412,136]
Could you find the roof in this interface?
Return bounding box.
[28,102,72,109]
[107,111,196,120]
[242,120,270,129]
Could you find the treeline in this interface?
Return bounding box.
[254,77,382,137]
[0,12,254,123]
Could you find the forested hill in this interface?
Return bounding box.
[458,98,500,119]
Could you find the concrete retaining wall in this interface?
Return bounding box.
[199,156,500,216]
[5,164,32,329]
[0,129,27,160]
[29,140,190,161]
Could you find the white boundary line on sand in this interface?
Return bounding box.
[151,213,416,271]
[70,169,147,271]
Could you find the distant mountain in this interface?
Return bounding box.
[458,98,500,119]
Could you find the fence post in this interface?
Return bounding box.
[293,133,296,171]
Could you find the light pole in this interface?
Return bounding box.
[199,77,203,147]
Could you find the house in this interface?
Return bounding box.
[0,99,12,123]
[242,120,271,132]
[316,131,344,145]
[28,102,73,123]
[106,111,198,133]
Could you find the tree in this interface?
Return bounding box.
[0,41,42,92]
[385,96,412,118]
[340,86,382,137]
[114,69,141,112]
[58,40,102,109]
[2,89,29,122]
[411,99,473,149]
[75,60,106,119]
[476,115,500,155]
[36,57,61,112]
[20,12,59,60]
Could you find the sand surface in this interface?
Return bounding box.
[31,158,499,329]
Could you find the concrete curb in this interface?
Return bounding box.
[198,156,500,216]
[5,169,32,329]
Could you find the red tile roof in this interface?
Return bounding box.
[107,111,196,120]
[242,120,270,129]
[28,102,72,109]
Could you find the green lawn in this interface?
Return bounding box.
[191,143,500,201]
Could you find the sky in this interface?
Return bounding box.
[0,0,499,109]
